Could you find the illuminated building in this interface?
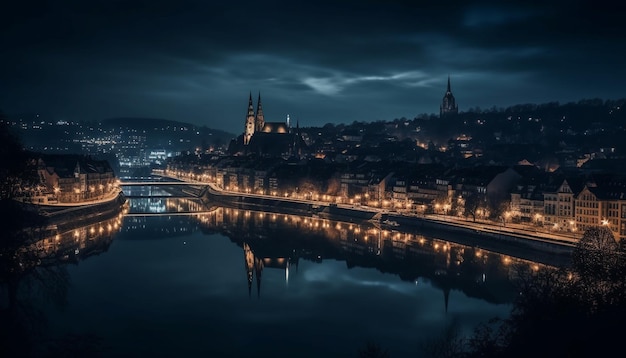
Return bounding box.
[234,92,307,158]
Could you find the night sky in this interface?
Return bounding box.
[1,0,624,134]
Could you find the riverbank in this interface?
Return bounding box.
[17,190,127,238]
[198,182,575,259]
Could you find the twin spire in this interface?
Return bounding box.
[243,91,266,145]
[255,92,264,132]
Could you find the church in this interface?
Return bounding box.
[229,92,306,158]
[440,75,458,118]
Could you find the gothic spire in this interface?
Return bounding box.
[247,92,254,117]
[244,91,256,145]
[256,92,263,116]
[440,75,458,118]
[255,92,265,132]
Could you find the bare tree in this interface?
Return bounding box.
[572,226,619,277]
[462,192,483,222]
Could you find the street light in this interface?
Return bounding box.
[569,220,576,232]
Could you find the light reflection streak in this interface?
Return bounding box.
[121,196,564,302]
[15,206,127,272]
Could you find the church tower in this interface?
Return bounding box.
[255,92,265,132]
[440,75,458,118]
[244,92,255,145]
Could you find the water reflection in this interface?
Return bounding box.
[127,197,208,214]
[112,200,527,356]
[1,194,562,357]
[191,206,549,305]
[0,206,126,357]
[120,197,552,307]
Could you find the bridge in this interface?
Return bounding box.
[123,194,199,199]
[125,210,217,217]
[119,181,202,186]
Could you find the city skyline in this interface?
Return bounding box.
[1,0,625,134]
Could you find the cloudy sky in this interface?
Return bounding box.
[1,0,624,134]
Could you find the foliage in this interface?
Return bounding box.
[462,192,483,222]
[487,196,509,222]
[357,341,390,358]
[419,320,466,358]
[0,120,34,200]
[572,226,620,277]
[425,226,626,358]
[0,119,49,249]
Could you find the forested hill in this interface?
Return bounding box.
[383,97,626,149]
[99,117,235,139]
[99,117,236,149]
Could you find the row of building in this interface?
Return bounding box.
[22,154,118,205]
[165,155,626,241]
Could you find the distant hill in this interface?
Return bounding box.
[99,117,236,139]
[99,117,237,150]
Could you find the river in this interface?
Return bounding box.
[0,187,572,357]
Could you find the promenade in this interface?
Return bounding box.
[34,189,126,217]
[158,174,580,249]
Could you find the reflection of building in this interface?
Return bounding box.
[20,203,126,270]
[440,75,458,118]
[192,205,559,305]
[243,242,296,298]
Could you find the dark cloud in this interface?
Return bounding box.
[1,0,624,134]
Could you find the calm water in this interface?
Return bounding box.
[2,193,565,357]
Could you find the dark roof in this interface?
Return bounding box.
[37,154,113,178]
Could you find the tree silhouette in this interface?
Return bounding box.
[425,226,626,357]
[357,341,390,358]
[572,226,620,277]
[0,117,33,201]
[462,192,483,222]
[1,119,49,249]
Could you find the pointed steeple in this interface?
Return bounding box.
[255,257,263,299]
[244,92,256,145]
[243,243,255,297]
[255,92,265,132]
[440,75,458,118]
[247,92,254,115]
